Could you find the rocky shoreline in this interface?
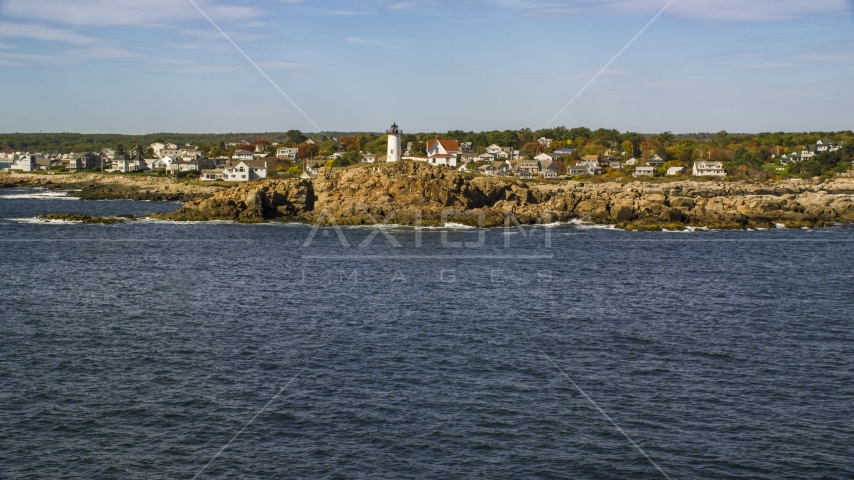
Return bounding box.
[5,165,854,229]
[155,163,854,229]
[0,172,217,202]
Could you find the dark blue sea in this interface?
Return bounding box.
[2,188,853,479]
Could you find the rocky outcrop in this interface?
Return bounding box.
[152,178,314,222]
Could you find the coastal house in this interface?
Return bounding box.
[459,152,478,164]
[158,146,187,159]
[300,166,318,179]
[569,165,589,176]
[166,157,215,174]
[149,142,166,156]
[276,147,299,160]
[537,137,553,147]
[692,160,726,177]
[518,170,533,179]
[34,158,56,170]
[816,139,843,153]
[494,160,512,173]
[147,156,171,170]
[199,168,224,181]
[667,166,686,176]
[626,158,639,166]
[426,139,459,167]
[609,161,624,170]
[459,142,473,152]
[477,152,496,162]
[486,144,504,155]
[222,160,267,182]
[232,150,254,161]
[633,166,656,177]
[539,169,558,179]
[520,159,540,174]
[11,154,37,172]
[458,164,473,173]
[66,152,100,171]
[647,155,666,167]
[576,160,601,176]
[534,153,554,163]
[361,153,377,164]
[112,153,146,173]
[478,164,497,176]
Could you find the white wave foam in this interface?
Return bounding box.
[0,190,76,200]
[775,223,786,229]
[565,219,617,230]
[7,217,82,224]
[138,217,235,225]
[441,222,477,229]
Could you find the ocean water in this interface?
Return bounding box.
[2,188,853,479]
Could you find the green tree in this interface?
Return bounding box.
[713,130,729,148]
[285,130,307,145]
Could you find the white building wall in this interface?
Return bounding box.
[387,134,401,163]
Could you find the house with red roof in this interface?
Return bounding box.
[426,139,459,167]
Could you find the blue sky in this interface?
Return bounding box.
[0,0,852,134]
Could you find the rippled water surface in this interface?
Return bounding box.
[2,189,853,479]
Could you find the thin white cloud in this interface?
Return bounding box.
[0,0,261,27]
[0,22,97,44]
[496,0,852,22]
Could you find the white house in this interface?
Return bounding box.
[626,158,639,166]
[576,160,601,175]
[300,166,318,179]
[633,166,656,177]
[232,150,254,161]
[11,154,36,172]
[537,137,553,147]
[539,169,558,179]
[477,152,496,162]
[113,154,146,173]
[154,156,176,171]
[361,153,377,164]
[692,160,726,177]
[222,160,267,182]
[534,153,554,163]
[666,166,686,176]
[459,152,478,164]
[199,168,224,181]
[520,159,540,174]
[276,147,299,160]
[426,139,459,167]
[149,142,165,156]
[486,144,504,155]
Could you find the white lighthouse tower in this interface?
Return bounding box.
[386,122,401,163]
